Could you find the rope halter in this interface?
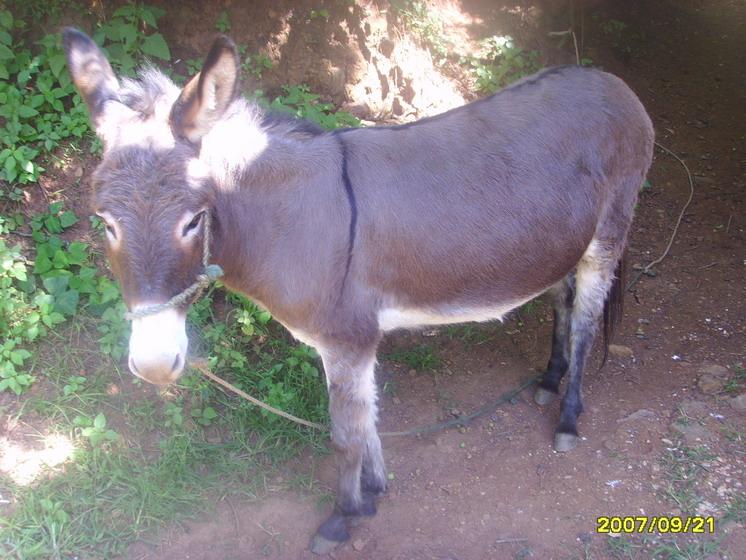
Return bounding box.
[124,211,223,321]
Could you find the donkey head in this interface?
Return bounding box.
[63,28,240,385]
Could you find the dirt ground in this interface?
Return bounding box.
[109,0,744,558]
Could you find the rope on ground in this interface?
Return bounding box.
[190,358,326,431]
[191,358,539,438]
[380,375,539,437]
[626,142,695,292]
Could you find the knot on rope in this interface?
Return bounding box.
[203,264,224,281]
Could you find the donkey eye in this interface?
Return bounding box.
[182,211,205,237]
[96,213,117,240]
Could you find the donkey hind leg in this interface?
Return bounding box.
[555,240,621,452]
[534,274,575,405]
[312,350,385,554]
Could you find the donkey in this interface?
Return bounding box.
[63,29,654,551]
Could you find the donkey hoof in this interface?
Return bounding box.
[554,432,579,452]
[311,513,349,555]
[534,387,558,406]
[311,534,345,555]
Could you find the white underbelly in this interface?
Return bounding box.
[377,294,539,332]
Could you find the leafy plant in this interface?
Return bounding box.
[269,85,361,129]
[163,401,184,429]
[466,35,540,93]
[191,406,218,427]
[93,4,171,75]
[63,375,87,396]
[215,10,231,33]
[75,412,119,446]
[0,11,90,185]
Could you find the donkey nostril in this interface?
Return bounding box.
[171,353,183,373]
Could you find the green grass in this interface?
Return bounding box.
[606,534,722,560]
[386,344,441,371]
[659,446,714,514]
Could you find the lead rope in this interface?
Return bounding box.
[124,211,224,321]
[190,357,538,437]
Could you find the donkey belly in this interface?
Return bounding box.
[377,294,540,332]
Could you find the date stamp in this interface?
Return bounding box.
[596,516,715,534]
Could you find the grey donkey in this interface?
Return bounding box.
[63,28,654,553]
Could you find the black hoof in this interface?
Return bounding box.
[554,431,580,452]
[359,491,377,516]
[534,386,558,406]
[311,513,349,555]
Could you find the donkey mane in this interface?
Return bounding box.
[118,67,181,118]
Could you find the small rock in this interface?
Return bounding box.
[618,409,655,423]
[609,344,634,359]
[678,400,708,418]
[392,396,401,405]
[670,421,714,446]
[729,394,746,412]
[352,538,366,551]
[698,374,724,395]
[700,364,729,377]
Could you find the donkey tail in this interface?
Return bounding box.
[600,252,626,368]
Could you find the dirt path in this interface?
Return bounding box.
[124,2,745,559]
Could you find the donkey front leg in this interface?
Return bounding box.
[555,240,619,452]
[312,347,386,553]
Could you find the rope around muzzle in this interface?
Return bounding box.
[124,212,224,321]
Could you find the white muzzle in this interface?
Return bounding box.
[128,307,188,385]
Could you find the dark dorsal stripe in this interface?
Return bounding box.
[333,131,357,298]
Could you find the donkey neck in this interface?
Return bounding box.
[205,114,353,331]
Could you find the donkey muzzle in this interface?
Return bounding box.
[128,307,188,385]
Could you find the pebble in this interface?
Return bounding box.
[678,400,708,418]
[698,374,724,395]
[352,538,366,551]
[729,394,746,412]
[670,421,714,446]
[618,409,656,422]
[609,344,634,359]
[700,364,729,377]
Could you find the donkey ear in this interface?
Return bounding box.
[170,36,240,143]
[62,27,120,127]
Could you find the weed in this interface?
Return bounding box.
[267,84,361,129]
[659,446,714,513]
[62,375,87,396]
[722,363,745,394]
[606,533,721,560]
[392,0,450,63]
[0,10,89,185]
[722,494,746,524]
[215,10,231,33]
[387,345,441,371]
[75,412,119,447]
[93,4,170,75]
[466,35,540,94]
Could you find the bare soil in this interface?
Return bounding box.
[67,0,746,558]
